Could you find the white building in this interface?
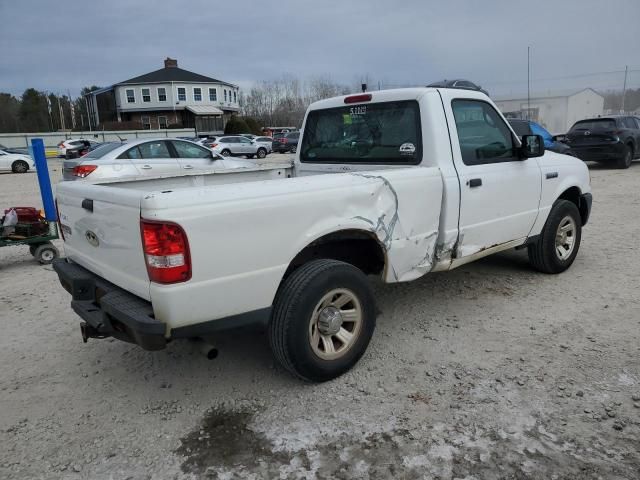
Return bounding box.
[85,58,240,135]
[494,88,604,134]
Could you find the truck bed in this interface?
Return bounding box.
[56,165,444,330]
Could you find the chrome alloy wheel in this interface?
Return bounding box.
[555,215,577,261]
[309,288,362,360]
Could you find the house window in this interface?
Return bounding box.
[158,87,167,102]
[126,89,135,103]
[209,88,217,101]
[234,91,237,103]
[141,116,151,130]
[177,87,186,102]
[158,116,168,129]
[224,90,227,102]
[193,87,202,101]
[142,88,151,102]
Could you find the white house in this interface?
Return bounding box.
[494,88,604,134]
[85,58,240,135]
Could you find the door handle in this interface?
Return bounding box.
[140,165,152,170]
[468,178,482,188]
[183,165,194,169]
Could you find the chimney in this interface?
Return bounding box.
[164,57,178,68]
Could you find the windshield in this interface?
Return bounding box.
[82,142,122,159]
[300,100,421,164]
[570,119,616,131]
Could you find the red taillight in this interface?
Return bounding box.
[58,142,65,148]
[141,220,191,284]
[211,143,218,148]
[344,94,372,104]
[55,198,64,241]
[72,165,97,178]
[281,138,288,144]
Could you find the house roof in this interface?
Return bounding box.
[493,87,603,102]
[115,66,237,88]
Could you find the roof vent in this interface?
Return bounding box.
[164,57,178,68]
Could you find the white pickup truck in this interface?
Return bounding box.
[53,87,592,382]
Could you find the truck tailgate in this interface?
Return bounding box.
[56,183,150,301]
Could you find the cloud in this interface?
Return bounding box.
[1,0,638,97]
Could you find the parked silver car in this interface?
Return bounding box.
[62,138,254,181]
[254,136,273,153]
[208,136,269,159]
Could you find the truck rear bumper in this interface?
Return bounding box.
[52,258,167,350]
[52,258,272,351]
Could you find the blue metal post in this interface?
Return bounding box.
[31,138,57,221]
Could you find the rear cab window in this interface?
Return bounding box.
[570,119,617,131]
[300,100,421,164]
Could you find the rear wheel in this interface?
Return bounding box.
[528,200,582,274]
[291,146,297,154]
[12,160,29,173]
[221,149,231,157]
[257,148,267,159]
[616,144,633,169]
[269,259,376,382]
[34,243,59,265]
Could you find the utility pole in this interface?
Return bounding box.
[621,65,628,113]
[527,46,531,120]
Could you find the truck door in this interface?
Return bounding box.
[443,95,541,256]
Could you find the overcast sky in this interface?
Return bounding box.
[1,0,639,98]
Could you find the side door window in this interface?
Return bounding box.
[452,100,515,165]
[448,97,541,254]
[238,136,253,153]
[622,117,636,129]
[171,140,214,170]
[121,141,177,175]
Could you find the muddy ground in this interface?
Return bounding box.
[1,158,639,479]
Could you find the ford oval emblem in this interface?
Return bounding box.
[85,230,99,247]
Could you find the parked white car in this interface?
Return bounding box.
[208,136,269,159]
[57,139,99,157]
[0,149,35,173]
[62,139,256,181]
[54,87,592,382]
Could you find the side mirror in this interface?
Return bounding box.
[520,134,545,158]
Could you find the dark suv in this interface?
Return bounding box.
[565,116,640,169]
[273,131,299,153]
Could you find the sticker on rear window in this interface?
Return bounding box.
[399,143,416,155]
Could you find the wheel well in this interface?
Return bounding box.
[558,186,587,225]
[284,230,386,279]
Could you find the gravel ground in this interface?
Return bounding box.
[1,158,639,479]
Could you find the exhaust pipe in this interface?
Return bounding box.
[190,338,218,359]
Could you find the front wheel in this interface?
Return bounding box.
[12,160,29,173]
[528,200,582,274]
[269,259,376,382]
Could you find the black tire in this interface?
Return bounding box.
[29,245,37,256]
[528,200,582,274]
[269,259,376,382]
[616,144,633,169]
[291,146,297,154]
[12,160,29,173]
[246,154,254,159]
[34,243,59,265]
[221,149,231,157]
[256,148,267,159]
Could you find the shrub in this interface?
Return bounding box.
[224,116,250,134]
[244,117,263,135]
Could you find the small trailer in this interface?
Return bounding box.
[1,207,59,264]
